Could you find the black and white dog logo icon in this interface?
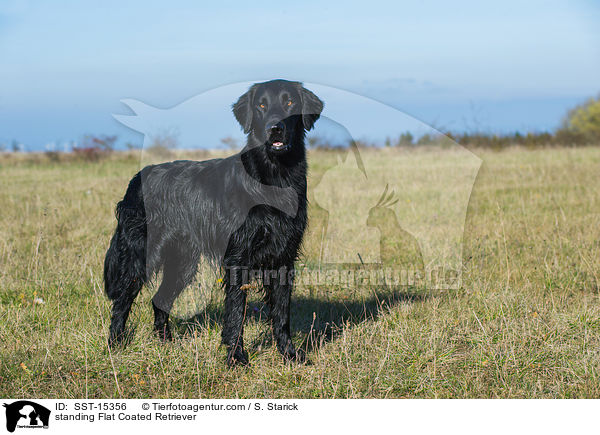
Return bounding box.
[3,401,50,432]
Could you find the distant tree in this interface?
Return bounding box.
[125,142,140,150]
[397,131,414,146]
[146,131,179,158]
[80,134,117,152]
[220,136,239,150]
[416,133,432,145]
[513,131,523,145]
[561,95,600,142]
[307,136,320,148]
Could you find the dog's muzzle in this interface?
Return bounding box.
[267,122,288,151]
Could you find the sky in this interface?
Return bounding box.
[0,0,599,150]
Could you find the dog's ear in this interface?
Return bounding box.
[300,86,324,131]
[232,85,257,134]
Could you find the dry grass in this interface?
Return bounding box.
[1,145,599,398]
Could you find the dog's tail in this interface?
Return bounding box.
[104,172,148,300]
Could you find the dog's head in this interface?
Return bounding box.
[232,79,324,155]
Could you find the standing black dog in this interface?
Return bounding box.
[104,80,323,366]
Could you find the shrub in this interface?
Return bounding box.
[397,132,414,147]
[80,134,117,152]
[561,95,600,143]
[146,131,179,158]
[72,147,105,162]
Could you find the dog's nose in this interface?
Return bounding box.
[268,122,285,135]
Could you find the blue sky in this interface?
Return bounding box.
[0,0,599,150]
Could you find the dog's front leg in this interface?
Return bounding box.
[266,265,305,364]
[222,266,249,367]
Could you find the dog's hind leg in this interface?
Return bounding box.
[152,242,198,341]
[109,283,144,346]
[106,220,148,347]
[221,264,249,366]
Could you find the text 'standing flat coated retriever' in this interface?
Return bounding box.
[104,79,323,366]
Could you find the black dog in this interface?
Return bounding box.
[104,79,323,366]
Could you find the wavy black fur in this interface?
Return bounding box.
[104,79,323,366]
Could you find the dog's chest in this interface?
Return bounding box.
[242,203,306,261]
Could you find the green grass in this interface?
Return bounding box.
[1,146,600,398]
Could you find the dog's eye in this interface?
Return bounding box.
[259,104,266,109]
[287,100,293,107]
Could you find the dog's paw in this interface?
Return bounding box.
[227,347,250,367]
[108,334,122,349]
[283,348,310,365]
[108,328,133,349]
[154,324,173,342]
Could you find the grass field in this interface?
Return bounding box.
[1,145,600,398]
